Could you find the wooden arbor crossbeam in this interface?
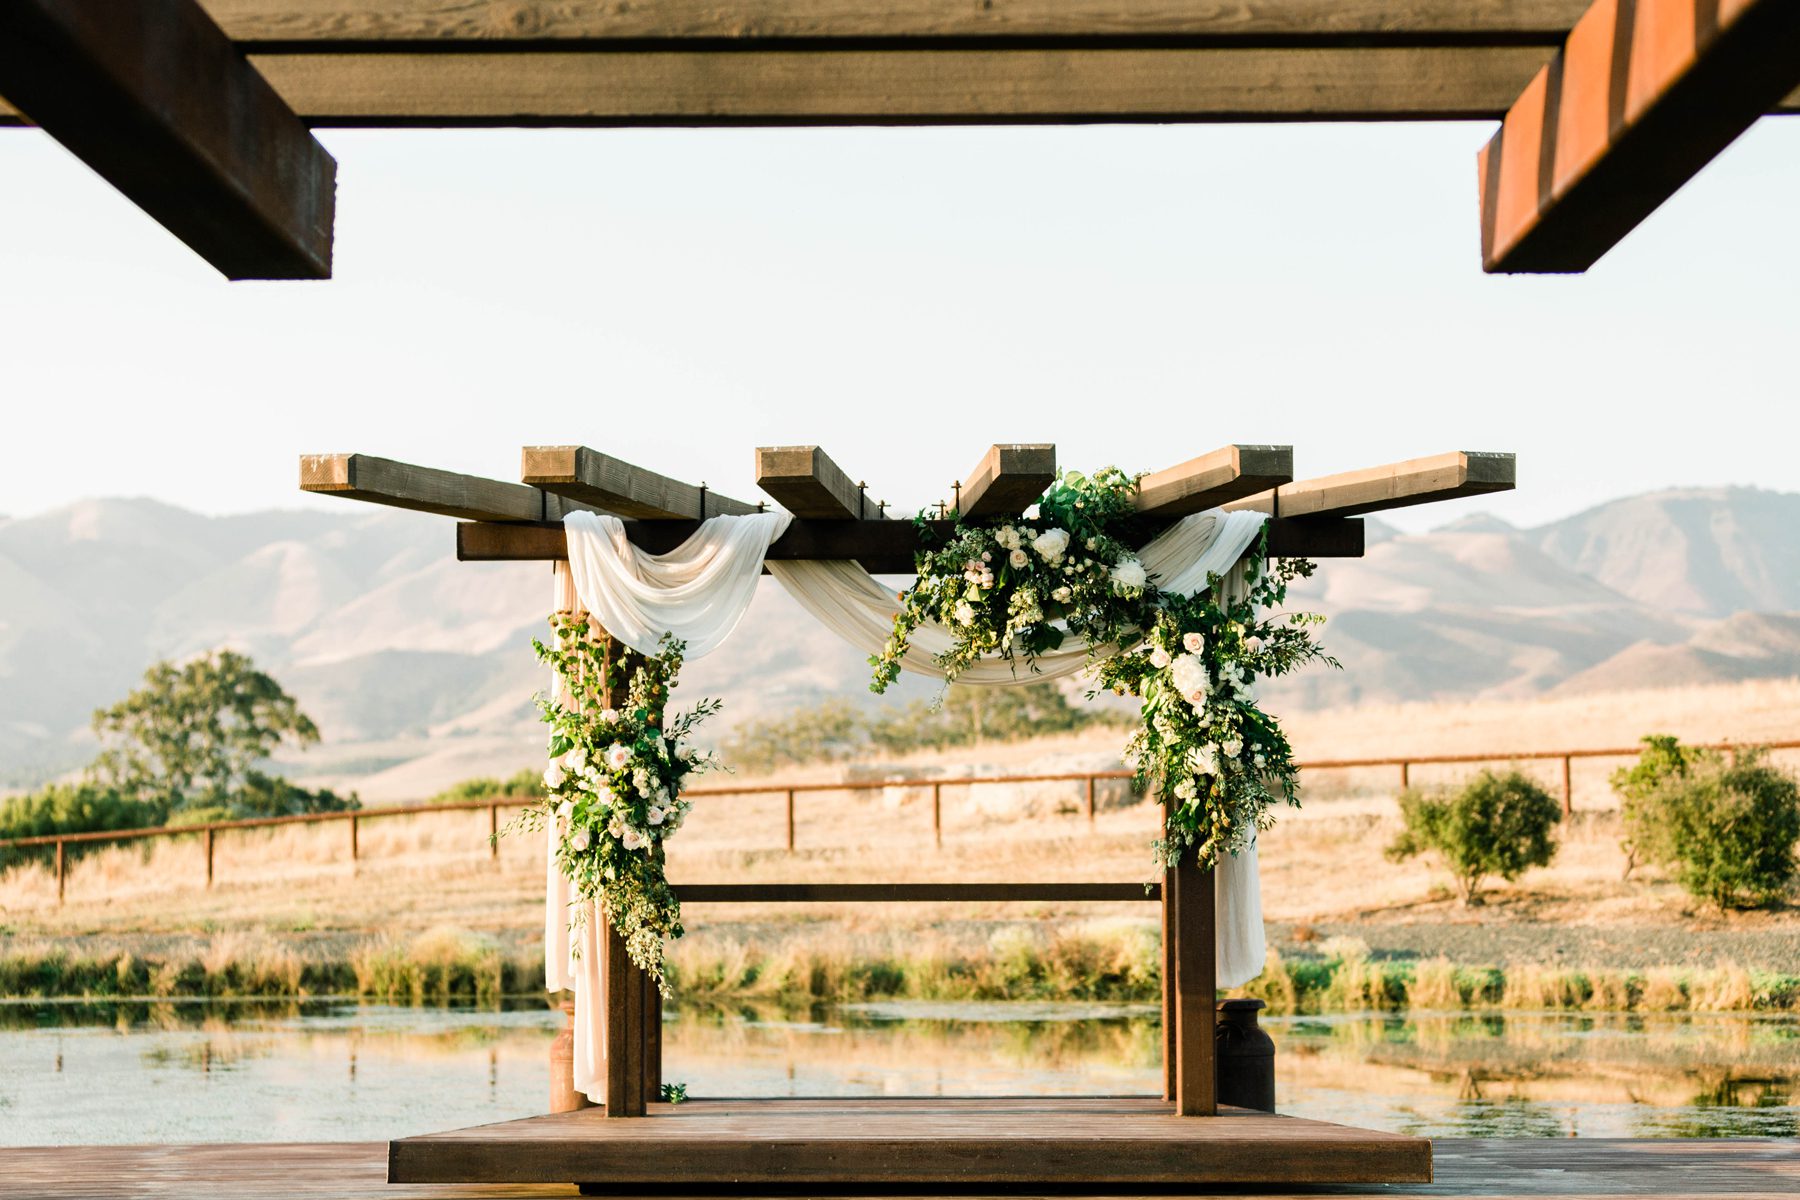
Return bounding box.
[3,0,1798,129]
[0,0,336,279]
[1479,0,1800,273]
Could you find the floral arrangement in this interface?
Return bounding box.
[517,617,720,987]
[872,467,1334,871]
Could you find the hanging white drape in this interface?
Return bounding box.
[547,506,1272,1104]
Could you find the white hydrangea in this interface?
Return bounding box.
[1189,743,1219,776]
[1032,528,1070,563]
[1110,558,1148,591]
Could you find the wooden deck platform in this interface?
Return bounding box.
[389,1098,1430,1188]
[2,1137,1796,1199]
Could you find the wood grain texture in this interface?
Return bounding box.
[0,0,334,278]
[456,514,1368,565]
[959,443,1056,518]
[675,882,1159,903]
[1169,858,1218,1116]
[301,453,551,521]
[1136,445,1294,516]
[1478,0,1800,272]
[9,1138,1798,1198]
[1225,451,1515,519]
[521,445,755,520]
[755,445,874,519]
[197,0,1597,45]
[389,1098,1431,1186]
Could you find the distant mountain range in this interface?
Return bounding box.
[4,487,1798,799]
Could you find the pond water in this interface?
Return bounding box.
[0,999,1793,1145]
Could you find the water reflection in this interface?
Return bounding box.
[0,999,1792,1144]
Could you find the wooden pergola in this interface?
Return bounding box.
[300,440,1513,1190]
[3,0,1798,278]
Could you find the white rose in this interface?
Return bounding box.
[1032,528,1070,563]
[1149,647,1172,670]
[1110,558,1148,591]
[543,761,567,789]
[605,743,631,770]
[621,828,645,852]
[1183,632,1205,654]
[954,601,975,626]
[1223,736,1244,758]
[1189,744,1219,776]
[648,806,666,826]
[1169,653,1209,705]
[600,708,619,724]
[562,746,587,771]
[556,800,574,821]
[1008,548,1030,569]
[569,826,591,852]
[1051,586,1072,603]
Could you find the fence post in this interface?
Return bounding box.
[785,790,795,852]
[55,838,65,904]
[932,782,942,848]
[1399,761,1410,790]
[350,814,359,862]
[204,827,215,888]
[490,803,500,859]
[1561,756,1573,816]
[1086,776,1097,826]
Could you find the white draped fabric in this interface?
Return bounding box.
[546,507,1270,1103]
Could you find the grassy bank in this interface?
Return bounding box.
[4,926,1797,1013]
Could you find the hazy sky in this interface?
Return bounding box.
[1,119,1795,532]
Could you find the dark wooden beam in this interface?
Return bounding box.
[755,446,878,519]
[456,514,1366,566]
[1225,451,1514,519]
[1479,0,1800,274]
[301,453,551,522]
[1136,445,1293,516]
[0,0,335,279]
[959,444,1055,519]
[521,445,756,520]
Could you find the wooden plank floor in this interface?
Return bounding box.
[1,1138,1797,1199]
[388,1098,1430,1186]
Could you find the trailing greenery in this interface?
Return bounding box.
[720,684,1129,775]
[1384,769,1562,905]
[1612,734,1724,878]
[871,466,1332,870]
[1632,751,1800,909]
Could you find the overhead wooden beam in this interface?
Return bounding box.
[0,0,335,279]
[755,446,880,520]
[456,515,1365,566]
[521,446,756,520]
[1225,451,1515,519]
[1479,0,1800,273]
[301,453,551,522]
[1135,445,1293,517]
[958,445,1056,519]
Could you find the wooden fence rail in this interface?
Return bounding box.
[5,737,1796,903]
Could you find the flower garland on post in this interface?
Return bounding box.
[513,616,720,989]
[870,467,1335,871]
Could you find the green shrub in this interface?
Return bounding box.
[1647,753,1799,909]
[1385,769,1561,905]
[428,768,543,806]
[0,784,167,868]
[1611,734,1723,877]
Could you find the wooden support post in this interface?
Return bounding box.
[1561,755,1573,816]
[932,782,943,848]
[643,969,663,1099]
[601,909,648,1117]
[1085,776,1097,826]
[785,790,796,852]
[55,839,65,903]
[349,814,359,862]
[1161,864,1176,1103]
[204,827,215,888]
[1170,857,1218,1117]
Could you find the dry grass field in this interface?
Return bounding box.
[4,678,1798,982]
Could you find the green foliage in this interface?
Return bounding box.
[1385,769,1562,905]
[1644,753,1800,910]
[91,650,321,812]
[1611,735,1723,877]
[0,783,166,869]
[429,767,545,806]
[721,684,1127,775]
[660,1082,690,1104]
